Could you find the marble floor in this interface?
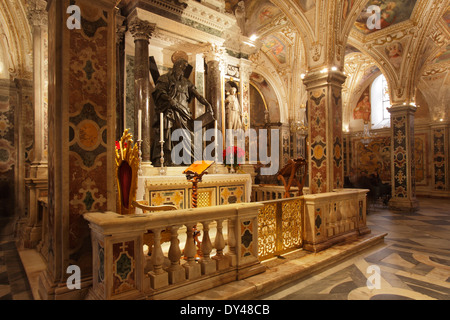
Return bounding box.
[0,240,33,300]
[1,197,449,300]
[260,197,450,300]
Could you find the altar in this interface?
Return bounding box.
[136,166,252,213]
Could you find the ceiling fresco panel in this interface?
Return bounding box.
[354,0,418,34]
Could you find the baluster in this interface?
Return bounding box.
[213,219,229,270]
[200,221,216,275]
[148,228,168,289]
[183,224,201,280]
[331,203,337,236]
[337,201,344,233]
[227,218,237,267]
[168,226,185,284]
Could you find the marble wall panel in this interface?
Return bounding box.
[67,1,110,273]
[332,88,344,189]
[150,189,185,209]
[433,128,446,190]
[240,220,254,258]
[0,88,15,219]
[309,89,327,194]
[112,241,136,296]
[220,185,245,205]
[392,116,408,198]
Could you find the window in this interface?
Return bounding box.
[371,74,391,129]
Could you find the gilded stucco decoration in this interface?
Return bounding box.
[0,0,32,80]
[348,0,449,106]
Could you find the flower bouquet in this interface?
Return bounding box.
[222,146,245,173]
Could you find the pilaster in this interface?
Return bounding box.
[303,70,346,194]
[430,123,449,193]
[388,105,419,211]
[43,0,117,300]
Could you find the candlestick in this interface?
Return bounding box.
[160,139,166,176]
[214,120,218,174]
[160,113,164,142]
[160,114,166,175]
[138,109,142,141]
[137,140,143,176]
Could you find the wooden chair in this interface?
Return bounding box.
[115,129,177,215]
[277,157,308,198]
[115,130,176,251]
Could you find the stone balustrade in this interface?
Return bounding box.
[252,184,310,202]
[84,203,265,300]
[302,189,371,252]
[84,189,370,299]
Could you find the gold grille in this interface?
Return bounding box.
[258,203,277,260]
[258,198,303,261]
[197,190,212,208]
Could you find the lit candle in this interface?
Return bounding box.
[160,113,164,142]
[138,109,142,141]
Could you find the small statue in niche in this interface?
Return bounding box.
[234,1,246,35]
[225,87,243,131]
[152,52,214,166]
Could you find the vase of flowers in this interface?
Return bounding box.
[223,146,245,173]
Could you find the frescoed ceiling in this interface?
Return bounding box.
[354,0,418,34]
[295,0,316,12]
[443,6,450,30]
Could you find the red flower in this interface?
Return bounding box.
[223,146,245,168]
[115,141,127,150]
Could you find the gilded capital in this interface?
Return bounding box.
[27,0,48,27]
[128,18,156,42]
[202,43,226,64]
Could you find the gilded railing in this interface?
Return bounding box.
[258,197,303,261]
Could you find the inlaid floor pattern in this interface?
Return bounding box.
[261,197,450,300]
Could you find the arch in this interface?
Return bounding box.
[0,0,33,79]
[347,37,396,106]
[250,65,289,124]
[270,0,315,63]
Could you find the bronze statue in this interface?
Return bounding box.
[152,55,214,166]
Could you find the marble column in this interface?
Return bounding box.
[116,12,126,140]
[28,0,48,178]
[303,70,346,194]
[128,18,155,162]
[23,0,48,249]
[204,44,225,136]
[42,0,117,300]
[388,105,419,211]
